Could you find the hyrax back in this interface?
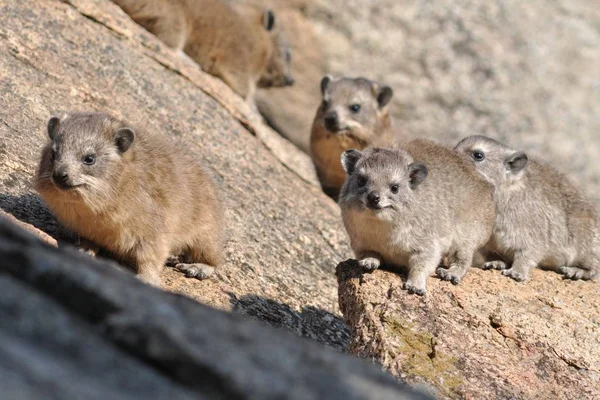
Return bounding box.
[35,112,225,286]
[112,0,293,100]
[456,135,600,282]
[339,139,494,295]
[310,76,398,200]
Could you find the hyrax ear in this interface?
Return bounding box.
[341,149,362,175]
[504,151,528,174]
[376,86,393,108]
[408,163,428,189]
[320,75,332,96]
[47,116,61,140]
[114,128,135,153]
[262,10,275,31]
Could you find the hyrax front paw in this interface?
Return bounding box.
[358,257,381,272]
[403,281,426,296]
[501,268,528,282]
[482,260,507,270]
[176,263,215,280]
[435,268,461,285]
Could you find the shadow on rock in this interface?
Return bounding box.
[230,294,351,352]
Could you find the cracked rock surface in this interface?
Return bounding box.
[337,260,600,400]
[0,0,349,350]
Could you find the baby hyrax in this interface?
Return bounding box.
[339,140,494,295]
[35,112,225,286]
[455,135,600,282]
[112,0,293,100]
[310,76,399,200]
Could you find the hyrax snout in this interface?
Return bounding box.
[35,112,225,286]
[310,75,399,200]
[456,135,600,282]
[339,140,494,295]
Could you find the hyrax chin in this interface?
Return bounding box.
[112,0,294,100]
[310,75,398,200]
[456,135,600,282]
[34,112,225,286]
[338,140,494,296]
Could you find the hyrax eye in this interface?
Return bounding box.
[349,104,361,113]
[82,154,96,165]
[472,151,485,161]
[357,176,367,187]
[390,184,399,194]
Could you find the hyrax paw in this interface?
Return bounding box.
[403,282,426,296]
[482,260,507,270]
[501,268,528,282]
[358,257,381,272]
[176,263,215,280]
[559,266,590,281]
[436,268,461,285]
[165,255,180,267]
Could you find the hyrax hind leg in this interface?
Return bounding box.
[176,238,223,281]
[560,251,600,281]
[436,247,475,285]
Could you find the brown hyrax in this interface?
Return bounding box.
[455,135,600,282]
[112,0,294,100]
[310,76,398,200]
[339,140,494,295]
[34,112,225,286]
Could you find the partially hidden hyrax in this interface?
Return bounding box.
[456,135,600,282]
[339,140,495,295]
[310,76,399,200]
[111,0,293,100]
[35,112,225,286]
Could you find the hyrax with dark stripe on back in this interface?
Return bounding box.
[35,112,225,286]
[339,139,495,295]
[456,135,600,282]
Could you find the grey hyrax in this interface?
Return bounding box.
[112,0,293,100]
[310,76,399,200]
[455,135,600,282]
[35,112,225,286]
[339,140,494,295]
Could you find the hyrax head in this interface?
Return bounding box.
[41,113,135,196]
[318,76,393,139]
[257,9,294,88]
[455,135,529,186]
[339,148,427,213]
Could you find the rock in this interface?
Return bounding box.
[0,209,57,247]
[0,217,433,400]
[337,260,600,400]
[304,0,600,203]
[0,0,348,351]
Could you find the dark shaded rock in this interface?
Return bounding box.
[0,217,431,400]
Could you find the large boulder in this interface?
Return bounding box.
[0,216,431,400]
[337,260,600,400]
[0,0,349,350]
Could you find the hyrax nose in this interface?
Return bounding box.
[285,76,295,86]
[52,169,69,184]
[367,191,381,206]
[324,112,339,131]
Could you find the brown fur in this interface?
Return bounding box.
[112,0,293,100]
[339,139,495,295]
[456,135,600,282]
[310,76,399,200]
[35,112,224,286]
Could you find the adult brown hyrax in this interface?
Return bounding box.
[455,135,600,282]
[310,76,398,200]
[34,112,225,286]
[339,140,494,295]
[112,0,293,100]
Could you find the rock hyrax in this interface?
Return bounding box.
[455,135,600,282]
[112,0,294,100]
[310,76,398,200]
[35,112,225,286]
[339,140,494,295]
